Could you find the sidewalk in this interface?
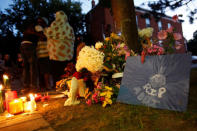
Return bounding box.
[0,112,54,131]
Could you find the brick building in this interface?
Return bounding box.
[85,2,185,52]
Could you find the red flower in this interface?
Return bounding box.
[100,97,105,102]
[73,72,82,79]
[141,51,146,64]
[86,99,92,106]
[83,77,88,82]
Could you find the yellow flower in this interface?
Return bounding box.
[102,98,112,107]
[120,43,126,48]
[102,101,107,107]
[95,42,103,49]
[100,92,107,96]
[105,86,112,91]
[138,27,154,38]
[105,98,112,104]
[110,33,120,39]
[106,91,113,98]
[105,37,110,41]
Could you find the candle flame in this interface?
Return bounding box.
[14,99,19,103]
[3,74,9,80]
[20,97,27,102]
[29,93,35,101]
[0,84,3,90]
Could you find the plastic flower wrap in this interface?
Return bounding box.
[76,46,104,73]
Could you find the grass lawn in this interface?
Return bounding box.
[37,68,197,131]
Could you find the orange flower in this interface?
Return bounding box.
[157,30,167,40]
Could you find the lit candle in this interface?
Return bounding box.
[20,97,27,103]
[24,94,36,112]
[9,99,23,114]
[3,74,10,89]
[5,91,17,112]
[0,85,4,113]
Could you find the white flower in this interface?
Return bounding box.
[76,46,104,73]
[95,42,103,49]
[138,27,154,38]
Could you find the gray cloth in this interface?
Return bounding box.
[117,53,192,111]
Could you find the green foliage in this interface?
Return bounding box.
[187,30,197,55]
[147,0,196,23]
[0,0,85,36]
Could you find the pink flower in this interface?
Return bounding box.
[166,26,174,33]
[125,51,130,60]
[172,15,179,22]
[86,99,92,106]
[173,33,182,40]
[157,30,167,40]
[116,43,121,49]
[147,48,153,54]
[97,82,102,89]
[124,45,128,50]
[175,42,182,50]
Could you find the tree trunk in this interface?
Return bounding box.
[111,0,141,53]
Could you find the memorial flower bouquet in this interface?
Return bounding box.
[85,82,119,107]
[76,46,104,73]
[95,33,130,73]
[140,15,183,63]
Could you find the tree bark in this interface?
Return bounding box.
[111,0,141,53]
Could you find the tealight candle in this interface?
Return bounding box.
[9,99,23,114]
[0,85,4,113]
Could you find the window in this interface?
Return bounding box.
[145,18,151,27]
[158,21,162,31]
[168,23,171,28]
[136,15,138,27]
